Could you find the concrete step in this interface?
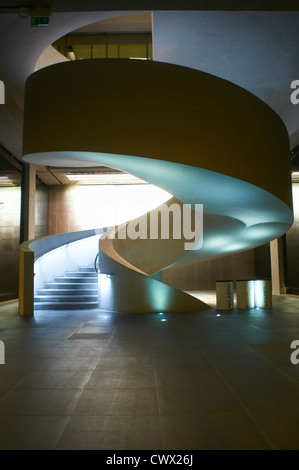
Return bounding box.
[44,282,98,289]
[34,295,98,303]
[34,301,99,310]
[37,288,98,296]
[54,277,98,283]
[65,271,98,277]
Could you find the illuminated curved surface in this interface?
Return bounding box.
[22,59,294,313]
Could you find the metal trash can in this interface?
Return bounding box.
[254,279,272,308]
[216,280,234,310]
[236,280,255,309]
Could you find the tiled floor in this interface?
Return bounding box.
[1,292,299,450]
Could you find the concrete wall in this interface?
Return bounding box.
[0,186,21,300]
[163,245,271,291]
[35,182,48,239]
[285,183,299,288]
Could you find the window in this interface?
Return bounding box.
[53,33,152,61]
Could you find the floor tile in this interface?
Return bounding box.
[15,370,93,389]
[55,415,162,450]
[160,412,274,450]
[0,388,82,416]
[157,383,244,415]
[251,411,299,450]
[73,387,158,416]
[0,416,69,450]
[232,383,299,413]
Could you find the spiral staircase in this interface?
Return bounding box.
[20,58,293,315]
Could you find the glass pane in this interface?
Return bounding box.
[107,44,119,58]
[72,45,92,60]
[53,33,152,61]
[68,34,105,45]
[92,44,106,58]
[119,44,147,59]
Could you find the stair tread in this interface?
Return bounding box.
[54,280,98,284]
[34,302,98,306]
[45,282,98,285]
[37,297,97,300]
[38,288,98,295]
[35,302,98,304]
[34,294,97,301]
[55,276,97,279]
[62,278,98,281]
[65,273,98,276]
[34,303,98,310]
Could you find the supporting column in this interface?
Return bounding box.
[18,245,34,317]
[19,163,36,316]
[20,163,36,243]
[270,237,286,295]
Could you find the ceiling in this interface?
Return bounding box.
[0,5,299,185]
[0,1,298,12]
